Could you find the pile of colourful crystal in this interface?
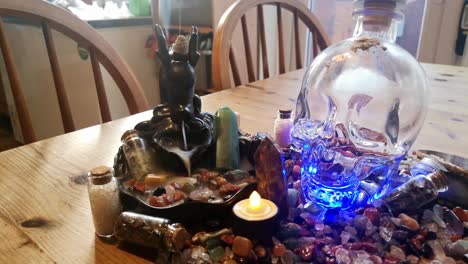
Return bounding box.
[155,200,466,263]
[153,154,467,264]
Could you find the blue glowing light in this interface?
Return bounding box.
[300,141,360,209]
[308,165,317,174]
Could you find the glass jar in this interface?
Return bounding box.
[380,171,448,215]
[121,129,157,182]
[274,109,293,148]
[292,0,428,209]
[114,212,190,252]
[87,166,121,238]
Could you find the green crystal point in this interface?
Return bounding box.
[215,107,240,170]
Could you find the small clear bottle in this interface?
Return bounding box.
[380,171,448,215]
[114,212,190,252]
[121,129,157,182]
[273,109,293,148]
[87,166,121,238]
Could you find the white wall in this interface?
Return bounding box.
[418,0,464,65]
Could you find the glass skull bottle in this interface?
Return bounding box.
[292,0,428,209]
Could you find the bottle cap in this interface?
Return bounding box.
[420,157,447,171]
[89,166,113,185]
[354,0,406,7]
[278,109,292,119]
[121,129,139,143]
[353,0,405,20]
[166,224,190,252]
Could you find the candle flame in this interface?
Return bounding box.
[249,191,261,209]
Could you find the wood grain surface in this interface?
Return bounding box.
[0,63,467,263]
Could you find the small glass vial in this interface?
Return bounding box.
[114,212,190,252]
[121,129,156,182]
[380,171,448,215]
[87,166,121,238]
[273,109,293,148]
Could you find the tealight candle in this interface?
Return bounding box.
[233,191,278,221]
[232,191,279,244]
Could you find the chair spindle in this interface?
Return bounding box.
[294,9,302,69]
[313,28,319,58]
[90,47,112,122]
[0,18,36,143]
[241,15,255,83]
[212,0,331,90]
[277,3,286,74]
[229,47,241,86]
[42,20,75,132]
[257,5,269,79]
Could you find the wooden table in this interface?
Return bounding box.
[0,63,467,263]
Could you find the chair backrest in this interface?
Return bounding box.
[0,0,149,143]
[212,0,331,90]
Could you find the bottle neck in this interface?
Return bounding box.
[278,110,292,119]
[352,14,399,42]
[426,171,449,193]
[88,166,114,185]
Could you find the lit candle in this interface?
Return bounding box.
[232,191,279,243]
[233,191,278,221]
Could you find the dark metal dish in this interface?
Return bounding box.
[119,181,257,226]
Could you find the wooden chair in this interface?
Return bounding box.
[212,0,331,90]
[0,0,149,143]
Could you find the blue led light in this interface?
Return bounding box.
[299,139,403,209]
[308,165,317,174]
[299,140,359,209]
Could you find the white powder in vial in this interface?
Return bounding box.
[88,177,121,237]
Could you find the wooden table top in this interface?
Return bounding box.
[0,63,467,263]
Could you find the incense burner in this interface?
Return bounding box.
[134,25,215,174]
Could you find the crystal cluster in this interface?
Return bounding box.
[150,153,467,264]
[157,201,467,263]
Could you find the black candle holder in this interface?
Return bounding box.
[232,211,279,246]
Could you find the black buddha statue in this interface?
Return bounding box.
[157,25,198,111]
[134,25,214,173]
